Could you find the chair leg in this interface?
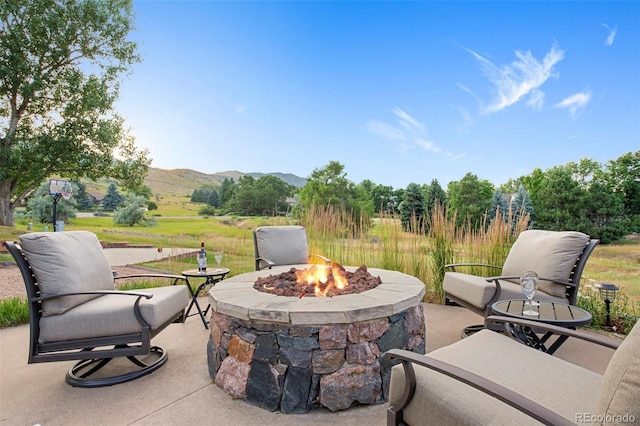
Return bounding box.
[65,345,168,387]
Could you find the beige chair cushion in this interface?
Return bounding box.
[19,231,114,316]
[593,321,640,424]
[389,329,601,425]
[444,272,567,310]
[39,285,189,343]
[502,230,590,297]
[255,226,309,266]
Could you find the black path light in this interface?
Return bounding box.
[596,283,620,327]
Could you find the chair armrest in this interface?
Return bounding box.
[445,263,502,272]
[486,276,576,289]
[256,256,275,270]
[485,315,620,350]
[114,273,186,286]
[385,348,574,426]
[33,290,154,303]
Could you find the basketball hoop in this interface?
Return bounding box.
[49,179,74,199]
[49,179,73,232]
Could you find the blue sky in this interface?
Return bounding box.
[117,1,640,190]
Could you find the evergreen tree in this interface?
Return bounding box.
[510,184,533,226]
[102,183,125,211]
[219,178,236,208]
[207,190,220,208]
[73,181,94,211]
[424,179,448,217]
[399,183,425,232]
[489,189,509,221]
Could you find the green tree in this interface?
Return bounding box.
[398,183,425,232]
[224,175,293,216]
[510,184,533,227]
[489,189,509,221]
[0,0,149,226]
[531,167,585,231]
[113,194,157,227]
[102,183,125,211]
[219,178,236,208]
[581,180,626,243]
[297,161,370,228]
[520,168,546,201]
[423,179,448,217]
[191,184,220,208]
[254,175,294,215]
[358,179,398,214]
[73,181,94,211]
[26,181,77,224]
[605,151,640,231]
[298,161,355,211]
[447,173,494,229]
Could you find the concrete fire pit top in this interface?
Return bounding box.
[208,265,426,325]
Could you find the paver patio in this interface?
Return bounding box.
[0,300,619,426]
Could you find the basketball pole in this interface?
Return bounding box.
[52,193,62,232]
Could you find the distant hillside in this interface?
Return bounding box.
[246,172,307,188]
[81,168,306,197]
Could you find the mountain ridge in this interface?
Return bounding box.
[141,167,307,196]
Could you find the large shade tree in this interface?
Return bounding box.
[0,0,150,226]
[447,173,494,229]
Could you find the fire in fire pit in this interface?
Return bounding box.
[254,262,382,297]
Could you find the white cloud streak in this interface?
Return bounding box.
[464,43,565,115]
[602,23,617,46]
[554,91,592,118]
[527,89,545,111]
[366,120,406,141]
[367,108,463,158]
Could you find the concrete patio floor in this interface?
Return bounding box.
[0,299,621,426]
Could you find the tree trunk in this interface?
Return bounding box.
[0,181,16,227]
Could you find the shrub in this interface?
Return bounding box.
[0,297,29,327]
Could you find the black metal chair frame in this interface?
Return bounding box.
[385,315,620,426]
[444,238,599,336]
[4,241,187,388]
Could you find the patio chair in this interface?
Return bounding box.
[253,225,329,270]
[386,315,640,425]
[443,230,598,335]
[4,230,189,388]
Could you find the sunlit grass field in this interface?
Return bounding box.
[1,203,638,331]
[2,208,639,296]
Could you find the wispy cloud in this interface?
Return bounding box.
[463,43,565,115]
[527,89,545,111]
[367,108,463,158]
[602,23,617,46]
[554,91,592,118]
[366,120,406,141]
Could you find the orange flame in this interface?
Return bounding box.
[294,261,349,297]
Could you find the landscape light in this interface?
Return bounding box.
[596,283,619,327]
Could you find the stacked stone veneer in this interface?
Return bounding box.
[207,265,426,413]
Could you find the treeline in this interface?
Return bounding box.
[193,151,639,244]
[191,175,296,216]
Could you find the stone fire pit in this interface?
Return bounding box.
[207,265,426,413]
